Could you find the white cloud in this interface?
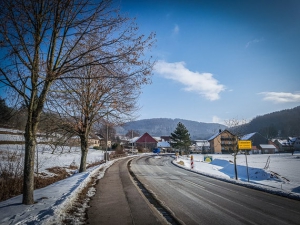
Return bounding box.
[245,38,264,48]
[154,61,225,101]
[173,24,179,34]
[259,92,300,103]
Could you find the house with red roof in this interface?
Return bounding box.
[133,132,158,151]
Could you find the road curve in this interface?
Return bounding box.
[130,155,300,225]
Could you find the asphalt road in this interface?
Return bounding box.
[87,157,166,225]
[130,155,300,225]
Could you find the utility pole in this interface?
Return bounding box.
[131,130,133,155]
[105,113,108,162]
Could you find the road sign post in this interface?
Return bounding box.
[238,141,252,182]
[238,140,252,150]
[191,155,194,169]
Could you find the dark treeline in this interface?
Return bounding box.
[242,106,300,138]
[0,98,27,130]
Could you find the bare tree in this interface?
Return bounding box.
[224,118,248,180]
[48,56,153,172]
[96,121,116,143]
[0,0,155,204]
[125,130,140,138]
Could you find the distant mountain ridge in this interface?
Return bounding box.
[117,106,300,140]
[242,105,300,138]
[116,118,226,140]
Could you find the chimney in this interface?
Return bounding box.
[219,129,222,133]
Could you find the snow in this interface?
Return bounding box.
[0,144,105,175]
[174,153,300,200]
[0,128,24,134]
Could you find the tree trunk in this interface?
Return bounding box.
[22,83,50,204]
[234,154,238,180]
[22,120,38,205]
[79,135,89,172]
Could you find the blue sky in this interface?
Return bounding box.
[120,0,300,124]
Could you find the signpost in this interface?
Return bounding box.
[238,140,252,150]
[204,156,212,163]
[238,140,252,182]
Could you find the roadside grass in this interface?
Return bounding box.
[0,149,24,201]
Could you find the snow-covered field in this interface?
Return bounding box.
[0,144,105,174]
[175,153,300,198]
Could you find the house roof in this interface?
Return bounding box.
[157,141,171,148]
[241,132,256,140]
[195,140,210,147]
[208,131,221,141]
[208,129,235,141]
[153,137,162,142]
[128,137,139,143]
[95,133,105,139]
[89,133,100,140]
[135,132,157,143]
[275,139,287,144]
[260,144,276,149]
[277,137,300,146]
[161,136,171,141]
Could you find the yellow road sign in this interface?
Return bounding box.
[238,140,252,150]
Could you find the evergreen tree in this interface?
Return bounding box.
[170,122,191,155]
[0,97,11,124]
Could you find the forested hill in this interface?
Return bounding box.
[117,106,300,140]
[242,106,300,138]
[117,118,227,140]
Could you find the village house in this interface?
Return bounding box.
[274,137,300,154]
[259,144,277,154]
[157,141,171,152]
[240,132,268,154]
[129,132,158,151]
[208,129,238,154]
[67,133,102,148]
[191,140,210,153]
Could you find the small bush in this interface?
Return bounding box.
[0,149,24,201]
[34,167,70,189]
[177,161,185,166]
